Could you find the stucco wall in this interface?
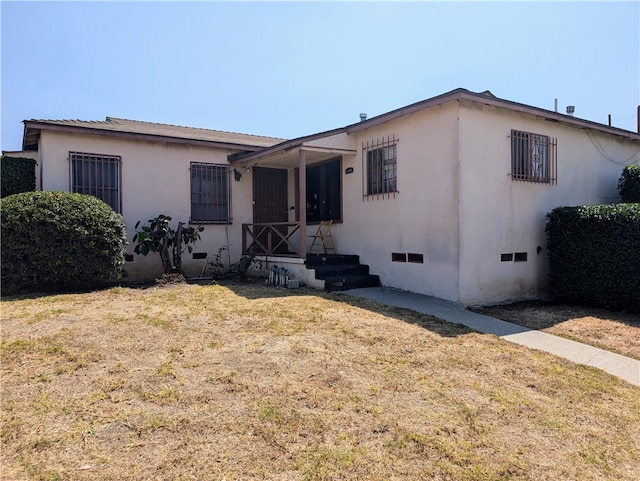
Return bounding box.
[35,101,638,301]
[457,101,640,305]
[336,102,461,301]
[39,130,252,279]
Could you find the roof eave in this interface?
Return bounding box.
[21,121,273,152]
[345,89,640,140]
[229,125,353,163]
[456,91,640,140]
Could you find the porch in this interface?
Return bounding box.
[232,131,356,256]
[241,221,303,257]
[241,219,333,258]
[232,131,379,290]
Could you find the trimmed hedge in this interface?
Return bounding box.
[1,155,37,198]
[546,203,640,312]
[618,164,640,202]
[1,191,127,295]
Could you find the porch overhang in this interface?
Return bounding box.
[229,140,356,169]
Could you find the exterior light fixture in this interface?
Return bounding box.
[233,168,242,182]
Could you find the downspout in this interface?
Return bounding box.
[456,101,463,303]
[298,149,307,257]
[38,136,44,191]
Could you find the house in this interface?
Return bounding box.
[17,116,283,280]
[15,88,640,305]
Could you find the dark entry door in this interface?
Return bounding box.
[253,167,288,253]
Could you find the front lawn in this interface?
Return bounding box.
[2,283,638,480]
[471,301,640,360]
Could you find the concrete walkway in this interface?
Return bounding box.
[343,287,640,387]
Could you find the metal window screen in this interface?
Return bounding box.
[190,163,230,223]
[70,152,121,213]
[511,130,557,185]
[363,134,399,200]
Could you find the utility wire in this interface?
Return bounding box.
[584,129,640,165]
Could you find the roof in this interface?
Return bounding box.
[231,87,640,164]
[22,116,284,151]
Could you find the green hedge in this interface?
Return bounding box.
[618,164,640,202]
[546,203,640,312]
[1,191,127,295]
[1,155,37,198]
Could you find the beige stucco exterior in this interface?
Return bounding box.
[36,130,254,280]
[19,90,640,304]
[334,101,461,301]
[258,98,638,305]
[456,101,636,304]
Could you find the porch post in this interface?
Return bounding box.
[298,149,307,257]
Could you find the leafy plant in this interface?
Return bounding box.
[546,203,640,312]
[1,156,37,198]
[618,164,640,202]
[231,244,263,280]
[209,244,263,280]
[132,215,204,274]
[1,191,126,294]
[208,245,230,279]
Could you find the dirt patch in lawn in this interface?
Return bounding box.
[469,301,640,360]
[2,283,639,480]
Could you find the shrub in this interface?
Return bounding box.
[618,164,640,202]
[1,191,127,295]
[546,203,640,312]
[1,155,37,198]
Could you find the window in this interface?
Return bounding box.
[511,130,557,185]
[363,135,399,198]
[70,152,121,213]
[190,163,230,223]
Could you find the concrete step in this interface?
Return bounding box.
[306,254,361,267]
[322,274,381,292]
[312,263,370,278]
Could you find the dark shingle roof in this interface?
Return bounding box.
[22,116,283,151]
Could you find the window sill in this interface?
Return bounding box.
[189,220,232,225]
[363,191,399,200]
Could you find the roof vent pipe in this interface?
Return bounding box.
[359,113,367,122]
[637,105,640,134]
[566,106,575,116]
[554,98,558,113]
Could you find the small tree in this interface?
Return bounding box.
[618,164,640,203]
[132,214,204,273]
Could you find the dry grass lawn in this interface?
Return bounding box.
[1,282,639,480]
[470,302,640,361]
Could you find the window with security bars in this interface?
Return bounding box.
[190,163,230,223]
[511,130,557,185]
[70,152,121,213]
[363,135,398,198]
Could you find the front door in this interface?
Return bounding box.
[253,167,288,253]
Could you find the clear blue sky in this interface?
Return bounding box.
[2,1,639,151]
